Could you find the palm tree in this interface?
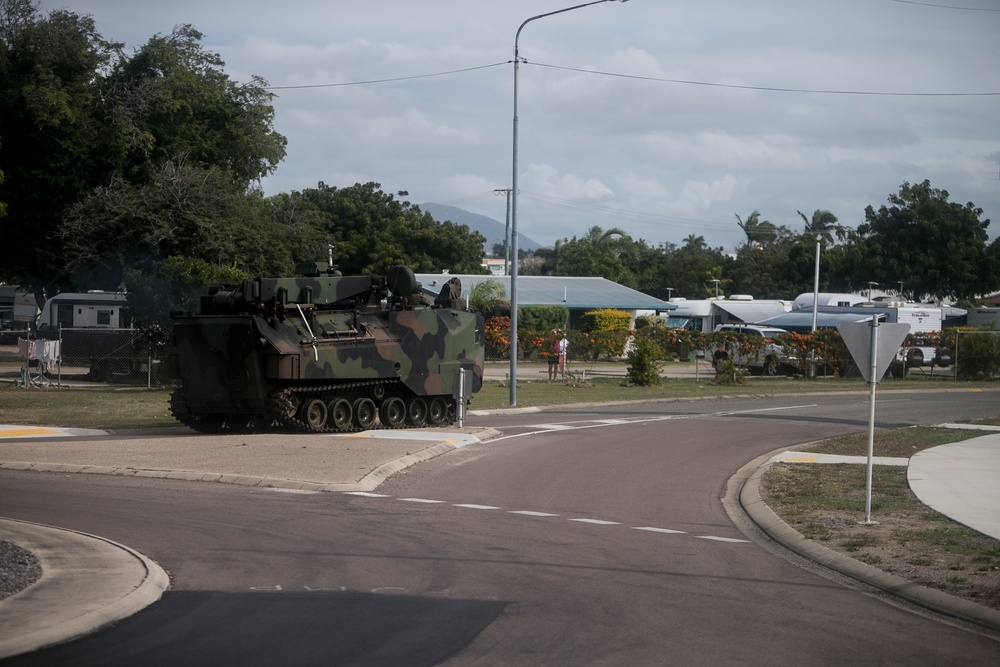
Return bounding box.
[581,225,627,250]
[735,211,777,246]
[797,209,841,245]
[682,234,708,252]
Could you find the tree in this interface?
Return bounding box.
[0,0,121,295]
[101,24,285,186]
[682,234,708,252]
[275,182,487,275]
[0,6,287,300]
[659,239,731,299]
[124,255,248,329]
[735,210,778,247]
[797,209,842,245]
[467,278,509,320]
[853,180,999,301]
[60,159,321,288]
[555,225,633,284]
[520,245,558,276]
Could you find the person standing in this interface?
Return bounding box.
[557,330,568,379]
[547,330,560,381]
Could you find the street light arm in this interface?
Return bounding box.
[515,0,627,55]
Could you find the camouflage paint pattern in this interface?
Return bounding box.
[167,265,483,430]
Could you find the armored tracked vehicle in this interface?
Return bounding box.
[167,262,483,433]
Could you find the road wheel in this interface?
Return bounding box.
[428,397,450,425]
[763,357,779,376]
[299,398,328,430]
[379,396,406,428]
[406,397,428,426]
[328,398,353,431]
[352,397,377,429]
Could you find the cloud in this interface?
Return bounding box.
[35,0,1000,250]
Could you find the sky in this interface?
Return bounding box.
[39,0,1000,252]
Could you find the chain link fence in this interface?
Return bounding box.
[0,328,165,389]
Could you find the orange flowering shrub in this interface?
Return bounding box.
[484,317,566,360]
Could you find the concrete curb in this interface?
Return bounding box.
[0,518,169,660]
[0,428,503,495]
[736,456,1000,633]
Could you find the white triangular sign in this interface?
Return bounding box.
[837,319,911,383]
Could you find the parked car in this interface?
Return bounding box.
[711,324,800,376]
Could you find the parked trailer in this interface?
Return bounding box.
[36,291,150,382]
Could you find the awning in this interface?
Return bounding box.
[757,310,873,333]
[713,300,790,324]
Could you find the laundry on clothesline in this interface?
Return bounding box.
[17,338,61,364]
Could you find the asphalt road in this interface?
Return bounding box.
[3,390,1000,665]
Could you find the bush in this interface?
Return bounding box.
[626,335,662,386]
[578,308,632,359]
[521,305,568,332]
[955,329,1000,380]
[712,357,749,385]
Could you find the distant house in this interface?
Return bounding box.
[415,273,675,327]
[480,258,506,276]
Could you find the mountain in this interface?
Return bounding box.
[420,203,544,253]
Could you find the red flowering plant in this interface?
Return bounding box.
[773,329,851,377]
[483,316,512,360]
[706,329,767,367]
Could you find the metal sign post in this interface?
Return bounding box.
[862,317,880,524]
[837,316,911,524]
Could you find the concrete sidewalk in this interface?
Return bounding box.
[908,430,1000,541]
[0,518,169,660]
[770,426,1000,542]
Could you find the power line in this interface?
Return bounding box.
[888,0,1000,10]
[264,62,508,90]
[263,58,999,97]
[527,61,1000,97]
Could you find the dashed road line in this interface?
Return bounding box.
[633,526,685,535]
[341,492,748,545]
[696,536,750,543]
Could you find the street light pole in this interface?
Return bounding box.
[509,0,630,406]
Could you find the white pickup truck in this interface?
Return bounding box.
[711,324,801,376]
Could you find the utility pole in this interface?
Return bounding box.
[494,188,513,276]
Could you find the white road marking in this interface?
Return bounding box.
[339,495,752,546]
[696,536,750,543]
[632,526,686,534]
[328,430,481,447]
[532,424,575,430]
